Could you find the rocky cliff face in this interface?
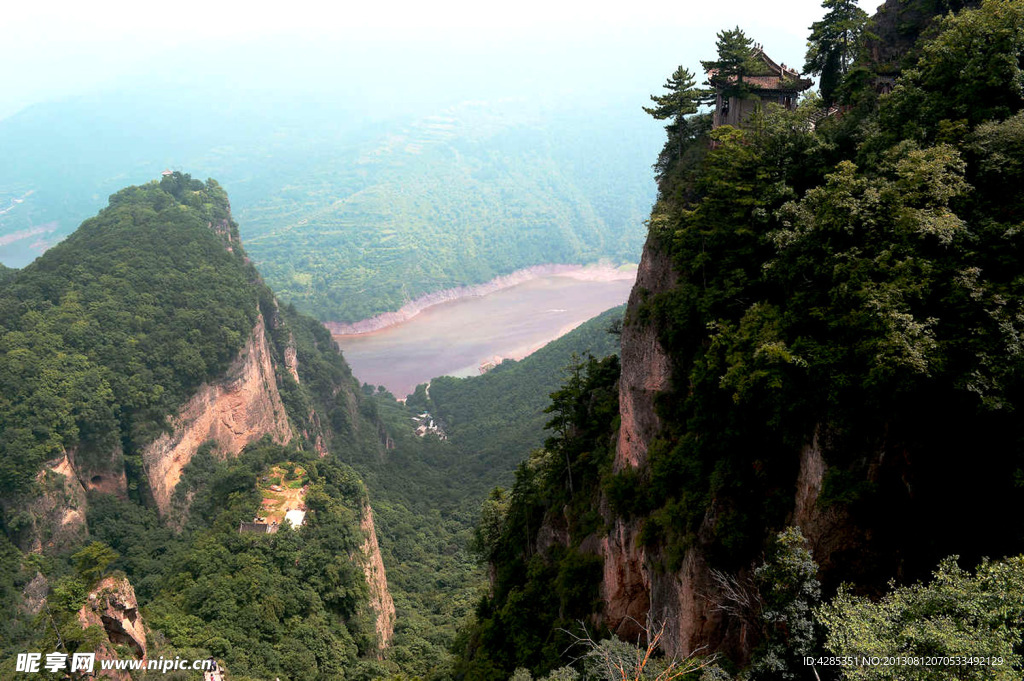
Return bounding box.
[76,576,148,680]
[142,312,292,516]
[600,235,744,658]
[7,445,129,553]
[13,453,90,553]
[601,235,900,661]
[358,502,396,654]
[599,235,774,660]
[601,237,678,641]
[614,240,677,471]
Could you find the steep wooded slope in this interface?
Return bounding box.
[0,174,398,679]
[459,1,1024,677]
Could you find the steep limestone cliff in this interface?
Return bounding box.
[142,312,292,516]
[78,444,128,499]
[599,238,680,640]
[358,502,396,654]
[600,235,759,661]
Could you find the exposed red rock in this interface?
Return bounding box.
[77,576,148,680]
[142,312,292,516]
[358,502,396,654]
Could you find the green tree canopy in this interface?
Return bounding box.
[818,556,1024,679]
[643,66,710,125]
[72,541,119,584]
[702,27,759,99]
[804,0,870,105]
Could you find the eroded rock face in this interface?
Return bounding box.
[601,236,855,662]
[358,503,396,654]
[12,453,90,553]
[602,235,749,659]
[284,338,300,383]
[209,217,238,253]
[601,236,676,638]
[651,539,751,660]
[790,428,869,586]
[77,576,148,679]
[615,238,677,471]
[142,312,292,515]
[21,573,49,615]
[71,443,128,499]
[6,443,132,553]
[601,517,650,641]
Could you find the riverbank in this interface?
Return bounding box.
[325,262,636,336]
[331,271,636,397]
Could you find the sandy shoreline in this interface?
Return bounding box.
[326,262,637,337]
[478,318,590,370]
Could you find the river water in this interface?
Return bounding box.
[333,272,636,398]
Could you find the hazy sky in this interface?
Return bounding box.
[2,0,880,120]
[2,0,880,119]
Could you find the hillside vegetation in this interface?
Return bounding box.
[0,172,630,680]
[0,174,257,496]
[338,308,624,677]
[455,0,1024,678]
[0,175,403,680]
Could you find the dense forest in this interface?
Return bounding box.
[1,442,385,680]
[452,0,1024,678]
[0,263,15,286]
[0,174,258,498]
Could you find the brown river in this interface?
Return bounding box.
[333,267,636,398]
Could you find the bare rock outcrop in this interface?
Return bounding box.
[21,573,49,615]
[601,236,677,638]
[602,235,748,659]
[142,312,292,515]
[71,443,128,499]
[284,336,300,383]
[77,576,148,679]
[5,445,132,553]
[615,240,677,471]
[358,502,396,655]
[601,517,650,640]
[15,453,90,552]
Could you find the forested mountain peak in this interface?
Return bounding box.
[0,171,260,497]
[0,172,408,678]
[455,0,1024,678]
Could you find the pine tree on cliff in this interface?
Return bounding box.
[644,66,712,163]
[804,0,869,105]
[701,27,758,100]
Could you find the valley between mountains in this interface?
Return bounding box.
[5,0,1024,679]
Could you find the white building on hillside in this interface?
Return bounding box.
[284,509,306,528]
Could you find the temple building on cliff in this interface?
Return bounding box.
[709,44,814,128]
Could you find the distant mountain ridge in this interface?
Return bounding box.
[0,95,661,322]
